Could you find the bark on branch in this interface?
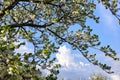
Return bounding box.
[0,1,19,19]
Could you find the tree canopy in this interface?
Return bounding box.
[0,0,120,80]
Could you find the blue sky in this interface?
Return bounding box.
[15,2,120,80]
[56,2,120,80]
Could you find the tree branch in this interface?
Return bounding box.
[47,28,114,74]
[6,22,54,28]
[0,0,19,19]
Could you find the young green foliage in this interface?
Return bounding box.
[0,0,120,80]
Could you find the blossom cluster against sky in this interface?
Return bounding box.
[15,2,120,80]
[55,2,120,80]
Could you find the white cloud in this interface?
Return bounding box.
[56,46,74,68]
[112,61,120,75]
[92,53,120,80]
[56,45,120,80]
[15,45,33,53]
[98,53,120,76]
[14,41,120,80]
[110,74,120,80]
[56,45,98,80]
[15,42,33,54]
